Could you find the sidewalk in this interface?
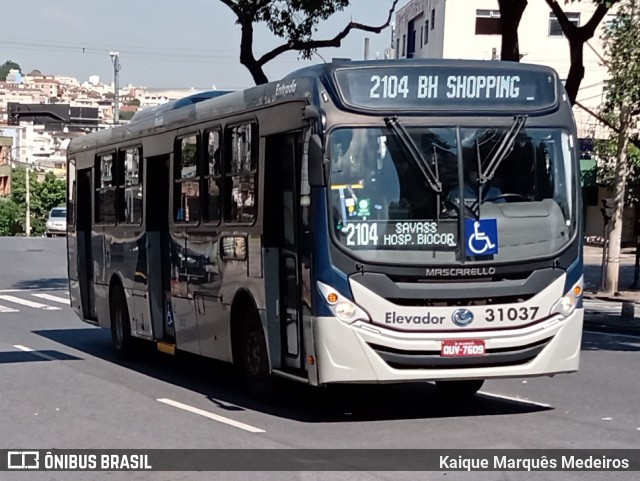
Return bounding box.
[583,244,640,335]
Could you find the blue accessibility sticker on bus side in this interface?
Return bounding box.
[465,219,498,256]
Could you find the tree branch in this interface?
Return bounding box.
[575,101,640,150]
[544,0,578,37]
[257,0,399,66]
[219,0,239,16]
[581,2,612,40]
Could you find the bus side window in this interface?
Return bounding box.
[225,124,257,224]
[95,153,117,224]
[204,130,222,224]
[120,148,143,224]
[174,135,200,223]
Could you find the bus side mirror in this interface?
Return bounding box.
[308,133,324,186]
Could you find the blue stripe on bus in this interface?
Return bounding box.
[312,186,352,317]
[565,244,583,308]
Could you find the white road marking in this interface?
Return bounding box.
[0,295,60,310]
[0,289,34,294]
[157,398,265,433]
[13,344,57,361]
[0,288,66,294]
[0,304,19,313]
[478,391,553,408]
[32,293,70,305]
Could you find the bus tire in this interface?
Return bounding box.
[110,285,135,359]
[242,308,273,399]
[435,379,484,398]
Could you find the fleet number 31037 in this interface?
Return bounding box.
[485,307,539,322]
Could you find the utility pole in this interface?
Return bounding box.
[110,51,121,125]
[25,165,30,237]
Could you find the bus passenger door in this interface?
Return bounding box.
[264,132,306,372]
[76,169,96,320]
[145,154,172,341]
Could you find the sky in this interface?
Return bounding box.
[2,0,398,90]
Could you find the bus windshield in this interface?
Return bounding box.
[329,126,576,264]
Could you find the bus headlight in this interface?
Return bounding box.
[317,281,370,324]
[335,301,357,322]
[551,279,583,318]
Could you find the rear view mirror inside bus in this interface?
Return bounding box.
[220,236,247,261]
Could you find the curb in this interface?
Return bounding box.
[583,318,640,336]
[583,293,640,305]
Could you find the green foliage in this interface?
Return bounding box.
[232,0,349,58]
[119,111,135,121]
[32,172,66,236]
[261,0,348,53]
[594,135,640,201]
[9,167,66,236]
[596,1,640,199]
[0,60,21,81]
[601,1,640,112]
[0,198,22,236]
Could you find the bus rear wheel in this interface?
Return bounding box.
[242,309,273,399]
[435,380,484,398]
[110,285,134,359]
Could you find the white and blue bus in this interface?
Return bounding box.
[67,59,583,397]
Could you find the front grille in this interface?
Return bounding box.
[368,338,552,370]
[387,270,532,284]
[353,269,561,307]
[388,294,534,307]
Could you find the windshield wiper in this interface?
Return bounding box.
[384,116,442,193]
[479,115,527,185]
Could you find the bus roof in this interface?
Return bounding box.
[68,59,563,154]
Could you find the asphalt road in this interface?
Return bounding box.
[0,237,638,481]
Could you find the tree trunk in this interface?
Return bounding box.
[499,0,527,61]
[603,104,631,294]
[564,37,585,105]
[239,19,269,85]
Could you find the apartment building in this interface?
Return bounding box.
[393,0,628,241]
[394,0,610,135]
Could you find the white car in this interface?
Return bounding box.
[45,207,67,237]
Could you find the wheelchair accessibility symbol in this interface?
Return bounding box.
[465,219,498,256]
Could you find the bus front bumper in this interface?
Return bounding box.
[312,309,583,384]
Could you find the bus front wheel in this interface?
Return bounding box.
[242,309,273,399]
[435,379,484,398]
[110,285,134,359]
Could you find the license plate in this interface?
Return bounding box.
[441,339,486,357]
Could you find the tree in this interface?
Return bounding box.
[545,1,618,105]
[594,128,640,200]
[0,198,21,236]
[8,167,66,236]
[29,172,66,236]
[218,0,399,85]
[600,0,640,293]
[0,60,21,81]
[498,2,618,105]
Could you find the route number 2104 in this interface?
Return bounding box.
[344,223,379,247]
[370,75,409,99]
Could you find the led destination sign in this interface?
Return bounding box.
[337,220,458,251]
[334,66,557,112]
